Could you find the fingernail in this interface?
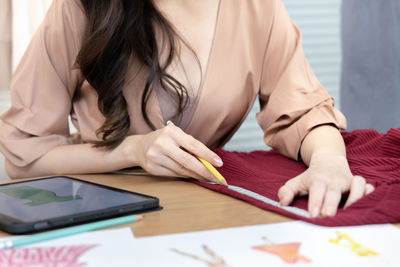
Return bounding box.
[311,206,320,218]
[321,208,327,216]
[213,157,223,166]
[325,207,336,217]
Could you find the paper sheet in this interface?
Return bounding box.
[132,221,399,267]
[0,227,136,267]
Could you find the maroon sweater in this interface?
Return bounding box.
[194,128,400,226]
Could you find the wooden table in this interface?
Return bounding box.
[0,174,398,238]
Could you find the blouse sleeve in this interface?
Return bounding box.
[256,0,347,160]
[0,0,85,167]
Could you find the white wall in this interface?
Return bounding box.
[12,0,53,71]
[225,0,342,152]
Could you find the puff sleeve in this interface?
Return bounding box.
[256,0,346,160]
[0,0,85,167]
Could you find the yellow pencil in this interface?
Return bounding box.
[166,121,228,186]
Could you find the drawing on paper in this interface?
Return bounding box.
[171,245,231,267]
[329,232,378,257]
[0,186,82,206]
[252,237,311,264]
[0,244,97,267]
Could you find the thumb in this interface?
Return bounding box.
[278,173,307,206]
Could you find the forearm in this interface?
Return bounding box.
[300,124,346,166]
[6,135,142,179]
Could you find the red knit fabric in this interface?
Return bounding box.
[193,128,400,226]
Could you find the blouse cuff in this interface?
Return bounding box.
[265,99,347,160]
[0,121,70,167]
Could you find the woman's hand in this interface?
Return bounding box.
[278,152,374,218]
[120,124,223,183]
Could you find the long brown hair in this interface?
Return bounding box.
[76,0,188,148]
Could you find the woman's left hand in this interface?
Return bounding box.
[277,152,374,218]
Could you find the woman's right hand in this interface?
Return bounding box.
[120,124,224,183]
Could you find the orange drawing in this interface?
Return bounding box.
[252,237,311,264]
[171,245,231,267]
[329,232,378,257]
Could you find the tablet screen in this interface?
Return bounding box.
[0,177,152,223]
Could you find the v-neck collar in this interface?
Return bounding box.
[195,0,223,106]
[153,0,223,131]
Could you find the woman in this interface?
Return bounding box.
[0,0,373,218]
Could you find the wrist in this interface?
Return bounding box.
[110,135,143,168]
[309,150,347,166]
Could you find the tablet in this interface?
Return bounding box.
[0,176,160,234]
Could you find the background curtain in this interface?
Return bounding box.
[341,0,400,132]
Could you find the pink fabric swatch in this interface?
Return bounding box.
[193,128,400,226]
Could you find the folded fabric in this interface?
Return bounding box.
[193,128,400,226]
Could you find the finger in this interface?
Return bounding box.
[167,146,220,183]
[278,175,307,206]
[365,183,375,195]
[344,175,366,209]
[151,127,221,183]
[147,155,209,181]
[321,187,342,217]
[308,181,327,218]
[159,155,206,181]
[144,161,186,178]
[172,129,223,167]
[142,147,199,179]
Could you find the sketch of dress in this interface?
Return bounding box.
[329,232,378,257]
[0,244,97,267]
[171,245,231,267]
[252,237,310,264]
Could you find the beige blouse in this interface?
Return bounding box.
[0,0,346,168]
